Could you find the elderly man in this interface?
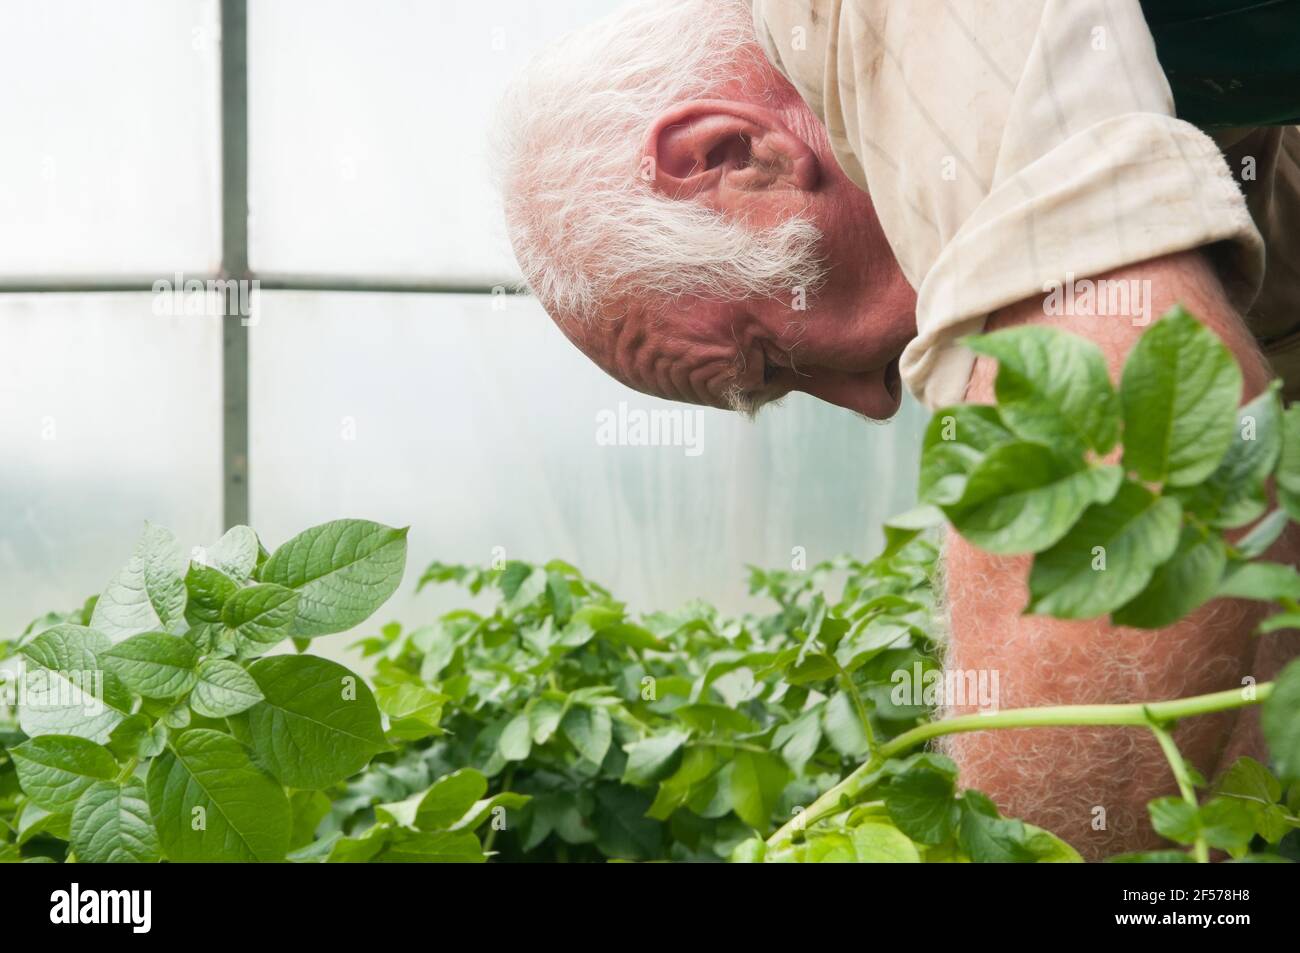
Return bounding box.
[496,0,1300,858]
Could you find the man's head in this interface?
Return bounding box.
[495,0,916,419]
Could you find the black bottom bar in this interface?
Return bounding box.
[2,861,1285,940]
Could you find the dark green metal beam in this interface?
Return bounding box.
[0,279,502,294]
[221,0,250,530]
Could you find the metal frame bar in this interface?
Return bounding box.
[221,0,250,530]
[0,278,503,294]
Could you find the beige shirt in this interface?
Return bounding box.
[752,0,1300,408]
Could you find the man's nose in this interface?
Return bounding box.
[793,364,898,420]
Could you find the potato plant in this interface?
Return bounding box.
[1,308,1298,863]
[0,519,506,862]
[357,538,949,861]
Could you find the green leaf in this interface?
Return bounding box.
[100,632,199,699]
[414,769,491,831]
[499,560,535,600]
[849,822,922,862]
[377,769,492,831]
[1022,824,1085,863]
[190,659,264,718]
[1174,384,1280,527]
[1262,659,1300,783]
[1226,854,1294,863]
[730,837,766,863]
[1027,482,1182,619]
[672,703,756,734]
[106,713,149,760]
[885,758,960,846]
[880,504,945,558]
[946,443,1121,554]
[147,728,290,862]
[1149,796,1255,855]
[958,791,1038,862]
[561,705,612,766]
[546,570,573,623]
[70,778,160,863]
[183,563,239,625]
[498,712,533,762]
[260,519,409,637]
[593,784,662,860]
[1214,757,1289,843]
[1108,849,1195,863]
[229,655,388,789]
[1120,308,1242,487]
[376,828,486,863]
[1148,798,1213,849]
[221,583,300,655]
[309,825,390,863]
[1234,508,1289,560]
[966,324,1119,453]
[160,700,191,730]
[775,831,860,862]
[1278,403,1300,522]
[10,735,118,812]
[185,622,219,655]
[288,789,332,850]
[728,749,789,831]
[528,791,595,848]
[919,404,1015,505]
[205,525,259,581]
[450,791,531,832]
[647,746,720,821]
[597,623,667,652]
[622,731,689,785]
[19,625,130,743]
[822,690,870,758]
[1112,524,1227,629]
[1216,561,1300,602]
[374,683,444,742]
[1259,611,1300,634]
[15,803,71,846]
[774,710,821,774]
[91,522,188,640]
[529,698,564,745]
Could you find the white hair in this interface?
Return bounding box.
[492,0,826,326]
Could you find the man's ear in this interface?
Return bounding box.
[642,100,818,204]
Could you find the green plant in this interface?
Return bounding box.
[0,519,508,862]
[353,539,946,861]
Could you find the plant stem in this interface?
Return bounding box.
[692,738,772,755]
[1146,717,1209,863]
[766,682,1271,848]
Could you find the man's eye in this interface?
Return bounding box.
[762,356,780,386]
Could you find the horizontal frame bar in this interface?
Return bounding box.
[0,277,506,295]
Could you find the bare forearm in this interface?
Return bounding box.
[944,250,1290,858]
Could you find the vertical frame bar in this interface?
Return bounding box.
[221,0,250,528]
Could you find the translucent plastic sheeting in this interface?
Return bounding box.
[248,0,622,283]
[0,294,223,636]
[0,0,222,280]
[249,291,927,660]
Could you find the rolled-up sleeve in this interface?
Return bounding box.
[753,0,1265,409]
